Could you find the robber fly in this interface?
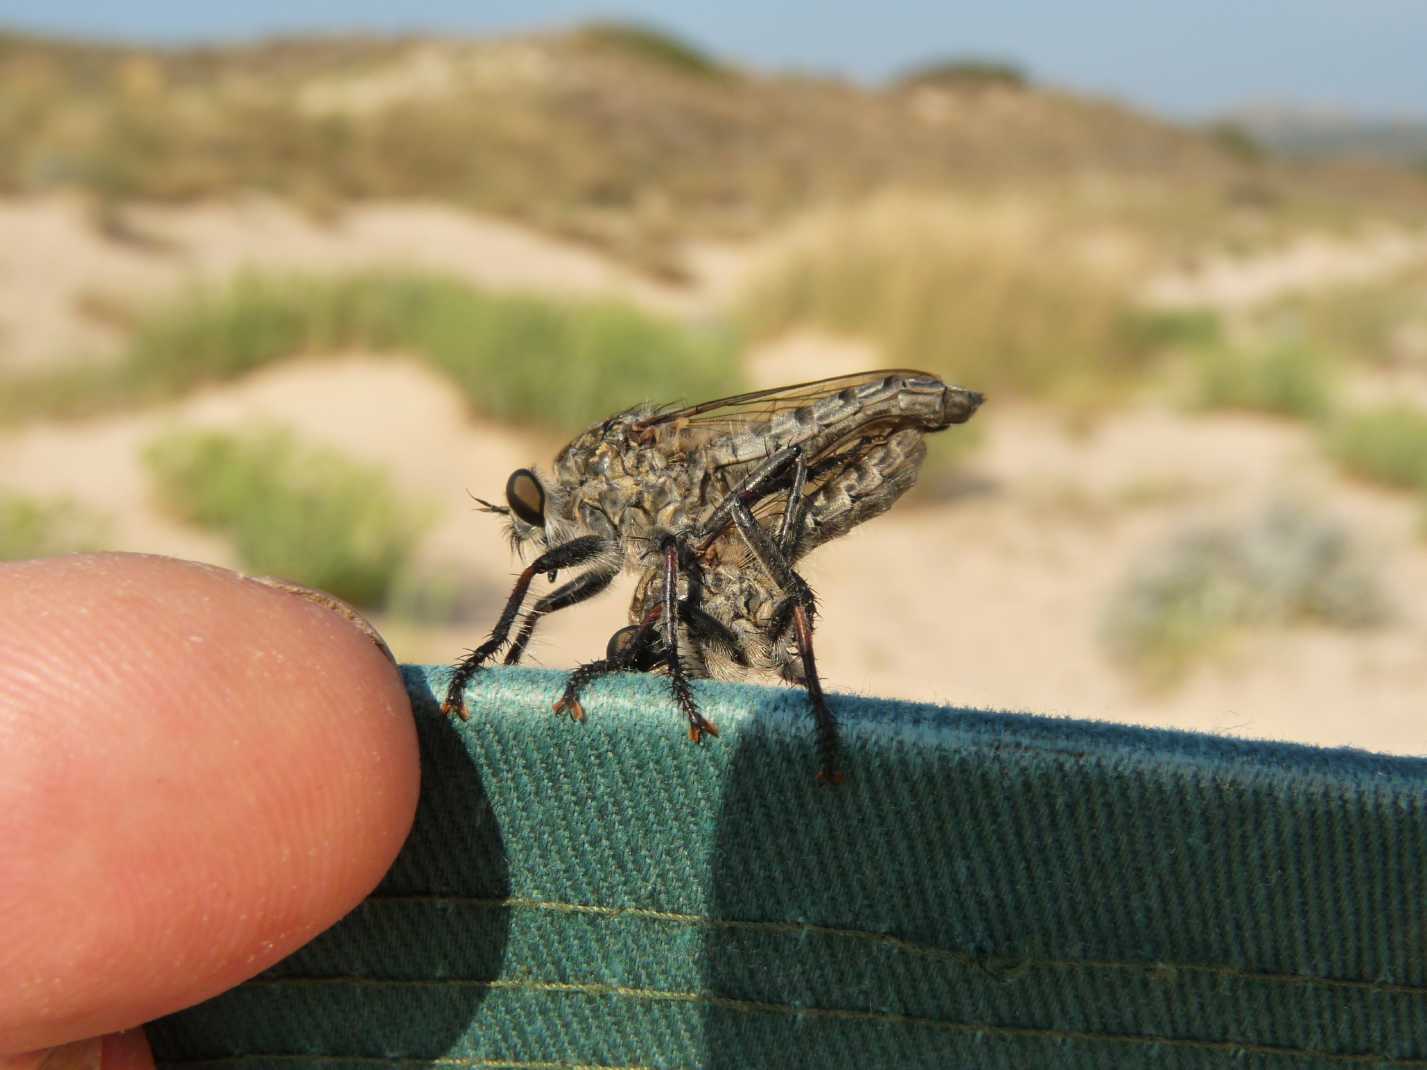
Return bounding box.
[442,370,983,783]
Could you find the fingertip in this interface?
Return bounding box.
[102,1030,154,1070]
[0,554,420,1050]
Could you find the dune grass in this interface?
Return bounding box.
[1102,501,1386,687]
[3,272,742,432]
[738,192,1154,403]
[0,489,110,560]
[143,425,433,606]
[1190,341,1336,421]
[1265,261,1427,368]
[1323,405,1427,491]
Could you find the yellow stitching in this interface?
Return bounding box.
[238,975,1426,1066]
[363,894,1427,999]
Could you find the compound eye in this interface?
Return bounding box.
[505,469,545,528]
[606,625,641,661]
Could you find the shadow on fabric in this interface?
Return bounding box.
[147,668,512,1063]
[703,686,1427,1069]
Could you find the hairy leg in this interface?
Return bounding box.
[442,535,609,719]
[553,610,661,721]
[660,535,718,743]
[503,565,618,666]
[727,499,842,784]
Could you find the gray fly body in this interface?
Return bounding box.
[443,370,983,783]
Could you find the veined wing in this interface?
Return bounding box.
[629,368,975,483]
[632,369,980,554]
[629,369,940,448]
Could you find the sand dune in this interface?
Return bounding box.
[0,195,705,369]
[5,194,1427,755]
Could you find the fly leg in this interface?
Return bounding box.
[502,563,619,666]
[727,500,843,784]
[553,594,747,723]
[442,534,610,719]
[773,447,810,558]
[660,534,719,743]
[553,610,660,722]
[787,599,842,785]
[694,446,804,553]
[691,445,839,779]
[693,441,815,581]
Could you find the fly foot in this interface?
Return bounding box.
[553,695,587,722]
[442,678,474,721]
[444,644,502,721]
[687,713,719,743]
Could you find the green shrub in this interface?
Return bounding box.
[1191,341,1335,420]
[894,57,1029,91]
[576,20,730,80]
[143,425,432,606]
[11,272,744,432]
[1205,121,1264,163]
[0,363,124,424]
[0,490,109,559]
[1324,405,1427,490]
[1103,501,1386,687]
[1122,308,1223,352]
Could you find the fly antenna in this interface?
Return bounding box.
[469,492,509,516]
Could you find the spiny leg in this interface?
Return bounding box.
[694,445,804,552]
[552,591,749,724]
[728,492,814,616]
[553,610,660,722]
[551,659,611,724]
[660,535,718,743]
[790,601,843,785]
[774,448,809,555]
[503,564,618,667]
[727,497,842,783]
[442,534,609,719]
[691,437,818,616]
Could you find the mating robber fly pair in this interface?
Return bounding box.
[442,370,983,783]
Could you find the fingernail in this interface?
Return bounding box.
[38,1038,102,1070]
[247,575,397,665]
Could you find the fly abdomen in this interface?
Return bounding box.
[802,428,928,554]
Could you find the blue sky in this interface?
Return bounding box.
[2,1,1425,118]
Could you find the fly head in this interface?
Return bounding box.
[474,466,562,560]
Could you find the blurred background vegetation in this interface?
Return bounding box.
[3,17,1427,747]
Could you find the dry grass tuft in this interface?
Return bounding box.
[739,192,1151,401]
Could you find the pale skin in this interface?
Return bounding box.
[0,554,421,1066]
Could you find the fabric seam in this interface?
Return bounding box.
[361,894,1427,998]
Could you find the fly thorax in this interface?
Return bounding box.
[539,480,593,546]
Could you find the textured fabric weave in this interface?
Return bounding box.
[149,665,1427,1068]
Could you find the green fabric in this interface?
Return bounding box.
[149,665,1427,1069]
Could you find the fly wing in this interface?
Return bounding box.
[628,368,974,477]
[630,371,924,531]
[631,369,980,560]
[630,369,935,454]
